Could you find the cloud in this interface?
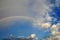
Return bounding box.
[0,0,51,19]
[0,0,35,19]
[33,11,53,29]
[41,22,51,28]
[30,34,36,38]
[31,0,58,31]
[55,36,60,40]
[51,24,60,35]
[51,30,59,35]
[30,34,39,40]
[56,23,60,27]
[45,23,60,40]
[51,24,58,31]
[55,0,60,7]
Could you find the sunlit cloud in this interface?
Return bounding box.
[41,22,51,28]
[51,24,58,31]
[51,30,59,35]
[30,34,36,38]
[55,36,60,40]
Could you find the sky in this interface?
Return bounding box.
[0,0,60,40]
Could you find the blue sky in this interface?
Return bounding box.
[0,19,50,39]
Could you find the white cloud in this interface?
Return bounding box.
[30,34,36,38]
[51,30,59,35]
[51,24,58,31]
[51,24,60,36]
[55,36,60,40]
[41,22,51,28]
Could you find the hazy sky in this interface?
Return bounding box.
[0,0,49,19]
[0,0,29,19]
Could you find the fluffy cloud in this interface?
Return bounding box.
[55,36,60,40]
[30,34,36,38]
[41,22,51,28]
[51,24,58,31]
[51,30,59,35]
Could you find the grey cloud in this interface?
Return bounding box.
[0,0,50,19]
[0,0,35,19]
